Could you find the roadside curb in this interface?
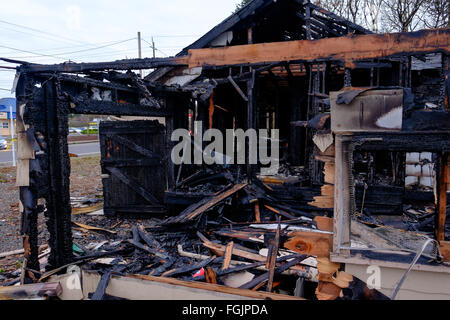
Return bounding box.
[68,140,99,145]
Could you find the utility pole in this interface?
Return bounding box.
[152,37,156,58]
[137,31,143,78]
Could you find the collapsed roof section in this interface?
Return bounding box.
[148,0,373,83]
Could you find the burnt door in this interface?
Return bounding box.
[99,120,166,216]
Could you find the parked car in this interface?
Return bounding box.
[69,127,83,134]
[0,135,8,150]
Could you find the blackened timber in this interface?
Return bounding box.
[239,255,307,290]
[44,80,73,269]
[436,154,449,241]
[228,75,248,102]
[161,256,218,278]
[193,254,302,282]
[101,159,160,167]
[19,187,39,282]
[267,222,281,292]
[70,99,169,117]
[16,75,40,281]
[162,183,248,225]
[91,270,112,300]
[54,72,209,97]
[18,57,186,74]
[247,70,256,179]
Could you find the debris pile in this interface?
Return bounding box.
[0,170,392,300]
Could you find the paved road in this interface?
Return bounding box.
[0,142,100,165]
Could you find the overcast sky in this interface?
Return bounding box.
[0,0,239,97]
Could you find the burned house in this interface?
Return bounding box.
[1,0,449,300]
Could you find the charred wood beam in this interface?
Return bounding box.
[16,57,186,74]
[192,254,303,282]
[127,71,161,108]
[352,61,392,69]
[213,62,285,84]
[227,75,248,102]
[239,255,307,290]
[68,99,169,117]
[49,72,206,98]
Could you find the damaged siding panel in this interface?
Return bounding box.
[330,89,403,132]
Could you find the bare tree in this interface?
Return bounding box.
[420,0,450,28]
[347,0,364,24]
[314,0,376,28]
[361,0,384,32]
[380,0,428,32]
[314,0,444,33]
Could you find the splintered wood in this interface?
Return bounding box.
[162,183,248,225]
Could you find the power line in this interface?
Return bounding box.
[0,44,69,60]
[0,19,86,45]
[152,34,201,38]
[51,37,136,56]
[0,25,81,46]
[0,37,138,56]
[0,37,136,62]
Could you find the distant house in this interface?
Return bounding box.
[0,98,16,137]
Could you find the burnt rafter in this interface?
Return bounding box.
[63,93,169,117]
[14,56,186,74]
[303,1,373,34]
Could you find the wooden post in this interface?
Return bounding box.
[444,54,449,110]
[165,97,175,190]
[247,70,256,179]
[305,6,312,40]
[436,153,449,241]
[267,222,280,292]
